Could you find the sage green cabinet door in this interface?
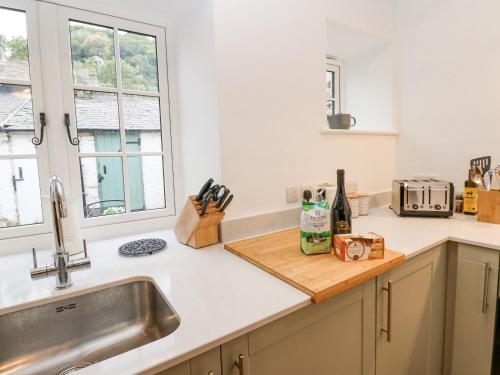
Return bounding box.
[242,281,376,375]
[450,244,499,375]
[190,347,222,375]
[376,244,447,375]
[155,361,190,375]
[221,335,249,375]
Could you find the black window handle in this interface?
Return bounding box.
[12,167,24,192]
[32,113,47,146]
[64,113,79,146]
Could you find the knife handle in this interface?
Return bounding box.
[215,188,230,208]
[220,194,233,212]
[200,198,210,216]
[200,191,214,215]
[195,178,214,201]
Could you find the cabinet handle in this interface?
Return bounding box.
[234,354,245,375]
[482,261,491,313]
[381,280,393,342]
[208,372,214,375]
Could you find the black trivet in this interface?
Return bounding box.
[118,238,167,257]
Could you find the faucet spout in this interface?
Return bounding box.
[30,176,91,289]
[49,176,67,255]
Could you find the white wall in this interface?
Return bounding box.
[212,0,397,219]
[395,0,500,187]
[343,45,393,131]
[162,0,221,203]
[326,20,394,132]
[0,134,42,226]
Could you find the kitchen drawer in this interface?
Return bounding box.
[458,243,499,266]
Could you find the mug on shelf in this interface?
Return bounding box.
[328,113,357,129]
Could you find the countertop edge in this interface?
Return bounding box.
[145,298,311,374]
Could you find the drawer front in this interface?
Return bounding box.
[458,243,499,266]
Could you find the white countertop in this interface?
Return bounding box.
[2,206,500,374]
[0,232,310,374]
[352,207,500,257]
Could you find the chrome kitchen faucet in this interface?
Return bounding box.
[30,176,91,288]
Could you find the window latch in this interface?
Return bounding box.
[64,113,79,146]
[32,113,47,146]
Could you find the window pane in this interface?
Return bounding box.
[128,156,164,211]
[0,158,42,227]
[69,21,116,88]
[0,84,36,155]
[326,70,334,99]
[74,90,121,152]
[123,94,162,152]
[0,7,30,81]
[119,30,158,91]
[80,156,125,217]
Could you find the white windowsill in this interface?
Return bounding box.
[320,128,399,136]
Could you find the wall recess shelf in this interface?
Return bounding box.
[320,128,399,136]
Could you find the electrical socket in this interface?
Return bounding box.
[286,186,300,203]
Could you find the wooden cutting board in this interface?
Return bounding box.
[224,228,405,303]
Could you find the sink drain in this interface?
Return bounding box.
[57,362,94,375]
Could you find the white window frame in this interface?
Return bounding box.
[0,0,52,240]
[56,6,176,229]
[0,0,176,244]
[326,56,341,115]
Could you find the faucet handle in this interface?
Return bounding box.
[32,248,38,268]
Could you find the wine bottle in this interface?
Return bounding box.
[331,169,352,234]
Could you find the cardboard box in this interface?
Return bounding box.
[334,232,385,261]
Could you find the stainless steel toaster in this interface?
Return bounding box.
[391,179,454,217]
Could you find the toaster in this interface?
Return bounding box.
[391,179,454,217]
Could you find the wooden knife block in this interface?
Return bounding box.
[477,191,500,224]
[174,196,225,248]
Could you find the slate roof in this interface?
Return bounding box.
[0,86,34,131]
[0,60,30,81]
[74,91,161,131]
[1,85,161,132]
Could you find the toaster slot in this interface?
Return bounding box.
[430,187,449,209]
[406,186,425,209]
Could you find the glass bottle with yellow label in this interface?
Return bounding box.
[463,169,479,215]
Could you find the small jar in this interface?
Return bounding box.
[348,195,360,218]
[358,194,370,216]
[346,181,359,196]
[455,194,464,213]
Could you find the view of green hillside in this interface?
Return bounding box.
[0,22,158,91]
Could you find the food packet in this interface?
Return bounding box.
[300,191,332,255]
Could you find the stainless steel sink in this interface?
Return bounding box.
[0,278,180,375]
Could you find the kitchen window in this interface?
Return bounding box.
[326,56,341,116]
[0,1,51,238]
[0,0,175,240]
